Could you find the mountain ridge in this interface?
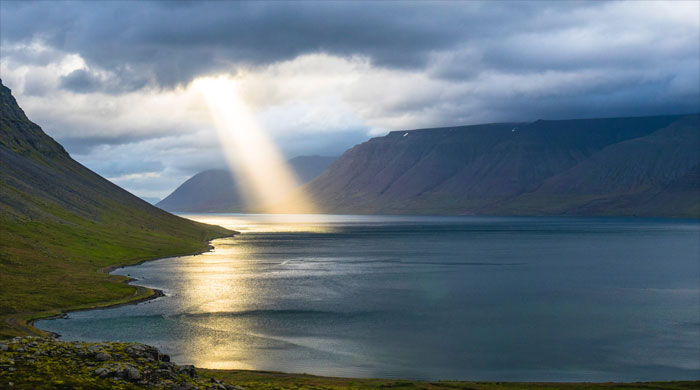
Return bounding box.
[156,155,336,212]
[305,114,699,217]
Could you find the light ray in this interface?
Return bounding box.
[194,75,316,214]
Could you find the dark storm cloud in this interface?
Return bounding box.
[1,1,620,88]
[60,69,101,93]
[59,68,150,94]
[3,1,697,111]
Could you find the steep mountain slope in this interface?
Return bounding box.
[157,155,335,212]
[306,115,699,217]
[0,80,232,337]
[499,115,700,216]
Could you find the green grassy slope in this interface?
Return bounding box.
[0,79,233,338]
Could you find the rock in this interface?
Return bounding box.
[3,337,246,390]
[156,368,175,379]
[146,346,160,361]
[125,366,141,381]
[178,364,196,378]
[94,367,110,378]
[126,344,151,359]
[87,345,101,353]
[94,352,111,361]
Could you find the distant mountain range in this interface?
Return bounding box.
[305,114,699,217]
[0,79,231,336]
[156,155,336,212]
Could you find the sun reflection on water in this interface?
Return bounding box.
[174,238,261,368]
[167,213,373,368]
[180,213,339,233]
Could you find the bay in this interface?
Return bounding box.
[36,214,700,381]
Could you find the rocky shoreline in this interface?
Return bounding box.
[0,336,243,389]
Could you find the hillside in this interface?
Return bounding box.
[0,79,233,338]
[157,155,335,212]
[306,115,699,217]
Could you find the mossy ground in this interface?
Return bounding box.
[0,337,240,389]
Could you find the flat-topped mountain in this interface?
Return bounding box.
[0,79,232,337]
[306,114,699,217]
[157,155,335,212]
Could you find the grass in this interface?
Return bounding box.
[199,369,699,390]
[0,177,232,338]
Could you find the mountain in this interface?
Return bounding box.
[157,155,335,212]
[306,114,699,217]
[0,79,232,337]
[139,196,161,205]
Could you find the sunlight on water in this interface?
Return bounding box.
[181,213,344,233]
[159,214,347,368]
[35,215,700,381]
[176,247,259,369]
[194,76,317,214]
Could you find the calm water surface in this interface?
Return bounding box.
[37,214,700,381]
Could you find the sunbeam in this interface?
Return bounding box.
[194,75,316,214]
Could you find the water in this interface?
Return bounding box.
[36,214,700,381]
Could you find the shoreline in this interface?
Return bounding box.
[20,234,237,338]
[30,288,167,339]
[19,224,697,384]
[3,337,697,390]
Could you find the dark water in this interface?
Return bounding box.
[36,214,700,381]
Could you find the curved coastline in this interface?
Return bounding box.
[21,234,237,338]
[13,216,700,386]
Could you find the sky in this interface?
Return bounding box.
[1,1,698,200]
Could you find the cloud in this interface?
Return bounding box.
[60,69,102,93]
[3,1,696,89]
[0,0,698,198]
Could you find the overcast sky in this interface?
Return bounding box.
[1,1,698,200]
